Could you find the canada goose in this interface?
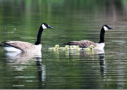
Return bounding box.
[0,23,53,53]
[64,25,113,50]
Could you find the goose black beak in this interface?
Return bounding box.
[48,25,53,29]
[109,26,114,30]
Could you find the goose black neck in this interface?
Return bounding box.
[98,28,105,43]
[35,26,43,45]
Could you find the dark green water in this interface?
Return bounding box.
[0,0,127,89]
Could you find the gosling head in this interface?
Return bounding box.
[65,45,69,49]
[55,45,59,49]
[70,46,74,49]
[89,45,94,49]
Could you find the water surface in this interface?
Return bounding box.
[0,0,127,89]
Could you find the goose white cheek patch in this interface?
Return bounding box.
[42,24,47,29]
[103,26,108,31]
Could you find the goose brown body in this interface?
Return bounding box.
[65,40,97,48]
[1,41,41,52]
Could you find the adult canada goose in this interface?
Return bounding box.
[0,23,53,53]
[64,25,113,50]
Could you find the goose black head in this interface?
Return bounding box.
[41,23,53,29]
[103,25,113,31]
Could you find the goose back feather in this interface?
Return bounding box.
[64,40,97,48]
[1,41,41,52]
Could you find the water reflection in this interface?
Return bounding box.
[50,48,105,58]
[3,47,125,89]
[36,57,46,89]
[99,53,105,75]
[0,0,127,89]
[50,50,106,88]
[4,51,46,89]
[5,52,42,64]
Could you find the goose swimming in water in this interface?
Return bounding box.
[64,25,113,50]
[0,23,53,53]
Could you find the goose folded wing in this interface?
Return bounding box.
[65,40,97,48]
[2,41,35,52]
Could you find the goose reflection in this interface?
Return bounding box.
[5,51,45,89]
[66,49,106,76]
[98,53,105,75]
[5,51,42,64]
